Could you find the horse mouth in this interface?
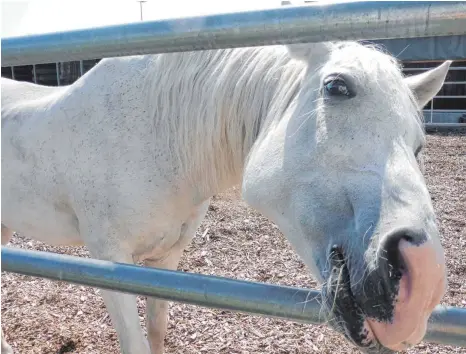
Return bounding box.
[322,246,395,354]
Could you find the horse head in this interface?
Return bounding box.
[243,41,450,353]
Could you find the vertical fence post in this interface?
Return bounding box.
[430,98,434,123]
[32,64,37,83]
[56,62,61,86]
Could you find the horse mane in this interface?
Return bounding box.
[141,46,307,195]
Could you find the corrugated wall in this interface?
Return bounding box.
[1,59,100,86]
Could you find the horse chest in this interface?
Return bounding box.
[2,122,82,245]
[1,184,82,246]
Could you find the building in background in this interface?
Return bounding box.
[1,59,100,86]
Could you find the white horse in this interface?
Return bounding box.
[1,41,450,354]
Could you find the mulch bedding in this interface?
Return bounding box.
[1,131,465,354]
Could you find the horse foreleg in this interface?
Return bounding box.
[1,329,13,354]
[1,224,13,245]
[97,287,149,354]
[1,227,14,354]
[84,232,150,354]
[144,200,210,354]
[144,249,183,354]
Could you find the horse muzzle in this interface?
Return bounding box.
[321,228,447,353]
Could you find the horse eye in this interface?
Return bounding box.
[323,76,352,98]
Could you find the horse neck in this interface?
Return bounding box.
[148,47,306,199]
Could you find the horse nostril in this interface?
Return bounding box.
[380,228,427,279]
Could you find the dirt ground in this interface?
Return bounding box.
[1,131,465,354]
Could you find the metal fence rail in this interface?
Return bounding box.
[2,1,466,66]
[2,247,466,347]
[425,123,466,132]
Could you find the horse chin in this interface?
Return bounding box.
[323,291,396,354]
[321,248,396,354]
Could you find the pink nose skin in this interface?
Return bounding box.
[364,239,446,351]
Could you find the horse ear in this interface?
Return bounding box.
[404,60,452,109]
[281,1,333,62]
[286,42,333,62]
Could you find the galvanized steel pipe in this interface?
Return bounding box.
[2,247,465,347]
[1,246,323,324]
[425,123,466,132]
[2,1,466,66]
